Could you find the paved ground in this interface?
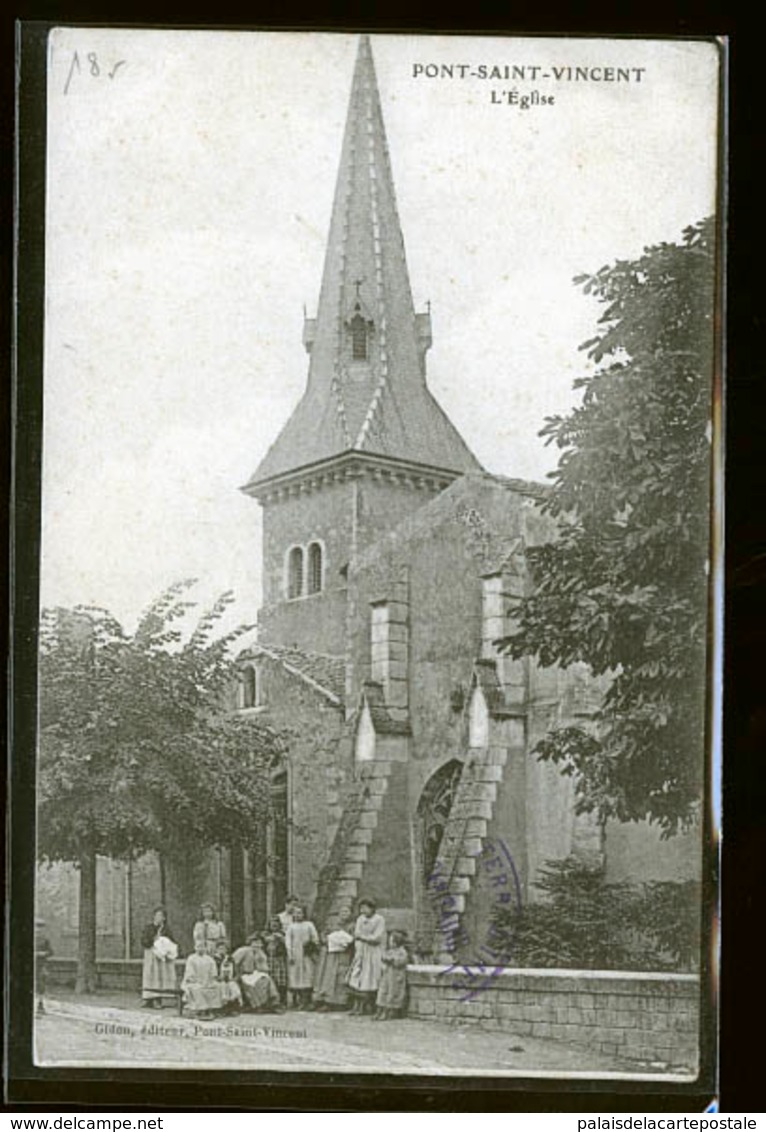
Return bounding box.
[32,991,676,1080]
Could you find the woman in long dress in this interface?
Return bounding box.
[181,939,224,1019]
[140,906,178,1009]
[285,906,319,1009]
[347,898,386,1015]
[313,915,354,1012]
[232,934,281,1012]
[192,903,227,956]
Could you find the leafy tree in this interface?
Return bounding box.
[491,856,701,972]
[37,582,282,991]
[501,218,716,834]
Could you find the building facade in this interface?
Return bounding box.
[236,36,700,958]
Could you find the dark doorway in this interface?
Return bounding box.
[249,755,289,929]
[268,760,289,917]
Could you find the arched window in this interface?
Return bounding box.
[287,546,304,599]
[350,311,368,360]
[239,664,261,709]
[417,759,464,881]
[307,542,323,595]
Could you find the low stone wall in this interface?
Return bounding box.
[406,965,699,1070]
[47,958,699,1070]
[47,958,183,992]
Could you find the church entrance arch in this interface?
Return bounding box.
[416,759,464,882]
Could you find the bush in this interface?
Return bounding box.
[491,856,700,973]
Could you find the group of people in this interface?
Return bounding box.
[141,896,409,1022]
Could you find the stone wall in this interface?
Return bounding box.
[406,965,699,1071]
[253,659,349,914]
[46,957,176,993]
[46,959,700,1072]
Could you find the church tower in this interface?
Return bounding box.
[242,36,481,655]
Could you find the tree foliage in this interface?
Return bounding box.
[491,856,701,973]
[501,218,716,834]
[37,581,283,866]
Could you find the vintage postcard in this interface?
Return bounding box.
[26,27,722,1087]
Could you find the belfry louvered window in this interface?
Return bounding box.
[307,542,323,595]
[287,546,304,599]
[350,311,368,360]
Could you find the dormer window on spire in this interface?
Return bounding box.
[345,280,374,362]
[350,309,369,360]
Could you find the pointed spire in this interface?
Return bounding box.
[246,35,481,492]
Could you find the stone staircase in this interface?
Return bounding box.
[428,744,508,956]
[311,760,394,931]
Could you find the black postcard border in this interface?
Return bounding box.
[7,7,755,1113]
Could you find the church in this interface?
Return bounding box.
[232,34,700,957]
[38,34,700,975]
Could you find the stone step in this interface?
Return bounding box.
[450,801,493,822]
[338,861,364,880]
[486,747,509,765]
[360,761,392,778]
[457,782,497,803]
[439,831,463,848]
[365,777,389,796]
[471,764,504,783]
[344,844,368,863]
[349,827,374,846]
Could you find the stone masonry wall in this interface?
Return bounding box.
[253,659,349,912]
[407,966,700,1071]
[259,479,353,656]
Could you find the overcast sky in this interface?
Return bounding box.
[41,29,720,633]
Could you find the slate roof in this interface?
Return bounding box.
[243,643,346,706]
[244,35,481,494]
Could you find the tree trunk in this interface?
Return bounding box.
[229,842,245,947]
[251,828,268,930]
[75,846,97,993]
[159,852,167,908]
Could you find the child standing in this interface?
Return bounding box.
[285,906,319,1010]
[34,918,53,1016]
[263,917,289,1007]
[192,903,227,956]
[347,898,386,1016]
[374,930,409,1021]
